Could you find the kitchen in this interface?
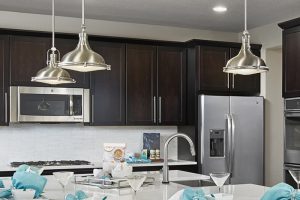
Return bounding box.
[0,0,299,199]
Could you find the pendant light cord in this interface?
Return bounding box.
[51,0,56,51]
[82,0,86,31]
[244,0,248,33]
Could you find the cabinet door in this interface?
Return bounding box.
[198,46,230,93]
[0,36,9,125]
[157,46,186,125]
[55,38,90,88]
[126,44,157,125]
[229,48,260,95]
[89,41,125,125]
[283,31,300,97]
[10,35,51,86]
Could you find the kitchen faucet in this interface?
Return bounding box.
[162,133,196,184]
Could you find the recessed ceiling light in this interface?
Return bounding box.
[213,6,227,13]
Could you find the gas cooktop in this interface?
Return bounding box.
[10,160,91,168]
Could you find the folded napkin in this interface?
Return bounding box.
[181,188,207,200]
[12,164,47,198]
[65,190,88,200]
[261,182,300,200]
[0,178,12,198]
[0,179,4,188]
[0,189,12,198]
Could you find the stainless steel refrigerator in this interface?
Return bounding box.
[198,95,264,185]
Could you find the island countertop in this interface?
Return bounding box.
[1,171,268,200]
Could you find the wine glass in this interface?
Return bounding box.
[127,175,147,199]
[289,169,300,190]
[53,171,74,198]
[210,172,230,193]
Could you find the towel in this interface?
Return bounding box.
[0,179,4,188]
[181,188,207,200]
[65,190,88,200]
[261,182,300,200]
[12,164,47,198]
[0,189,12,198]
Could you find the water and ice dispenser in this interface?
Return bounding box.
[209,129,225,157]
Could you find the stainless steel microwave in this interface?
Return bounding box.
[10,86,90,123]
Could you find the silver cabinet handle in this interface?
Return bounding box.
[225,114,232,174]
[227,74,230,89]
[153,96,156,123]
[230,113,235,177]
[5,92,7,123]
[158,96,162,123]
[232,74,235,89]
[92,94,95,123]
[69,95,74,116]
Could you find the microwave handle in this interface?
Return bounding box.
[69,95,74,116]
[92,94,95,123]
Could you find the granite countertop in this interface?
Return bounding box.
[0,160,197,172]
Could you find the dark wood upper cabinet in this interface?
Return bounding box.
[55,38,90,88]
[126,44,157,125]
[9,35,51,86]
[89,41,126,125]
[229,48,260,95]
[157,46,186,125]
[282,30,300,97]
[0,35,9,125]
[198,46,230,93]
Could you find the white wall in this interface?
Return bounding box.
[0,11,238,42]
[248,22,284,186]
[265,48,283,186]
[0,125,178,170]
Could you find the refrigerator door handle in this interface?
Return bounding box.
[225,114,232,174]
[230,113,236,177]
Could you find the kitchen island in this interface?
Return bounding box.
[1,170,268,200]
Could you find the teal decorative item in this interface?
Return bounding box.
[261,182,300,200]
[181,187,207,200]
[12,165,47,198]
[0,179,4,188]
[65,190,88,200]
[0,189,12,198]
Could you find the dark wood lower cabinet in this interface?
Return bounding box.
[89,41,126,125]
[157,46,186,125]
[126,44,157,125]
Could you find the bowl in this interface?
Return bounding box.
[11,188,35,200]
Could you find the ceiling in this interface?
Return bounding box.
[0,0,299,32]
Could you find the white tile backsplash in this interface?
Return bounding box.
[0,124,178,170]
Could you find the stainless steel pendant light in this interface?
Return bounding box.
[32,0,75,84]
[58,0,111,72]
[223,0,268,75]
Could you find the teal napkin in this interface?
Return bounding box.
[65,190,88,200]
[12,165,47,198]
[261,182,300,200]
[0,189,12,198]
[0,179,4,188]
[181,187,207,200]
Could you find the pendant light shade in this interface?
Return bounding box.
[32,53,75,84]
[223,0,268,75]
[59,0,111,72]
[32,0,75,84]
[223,32,268,75]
